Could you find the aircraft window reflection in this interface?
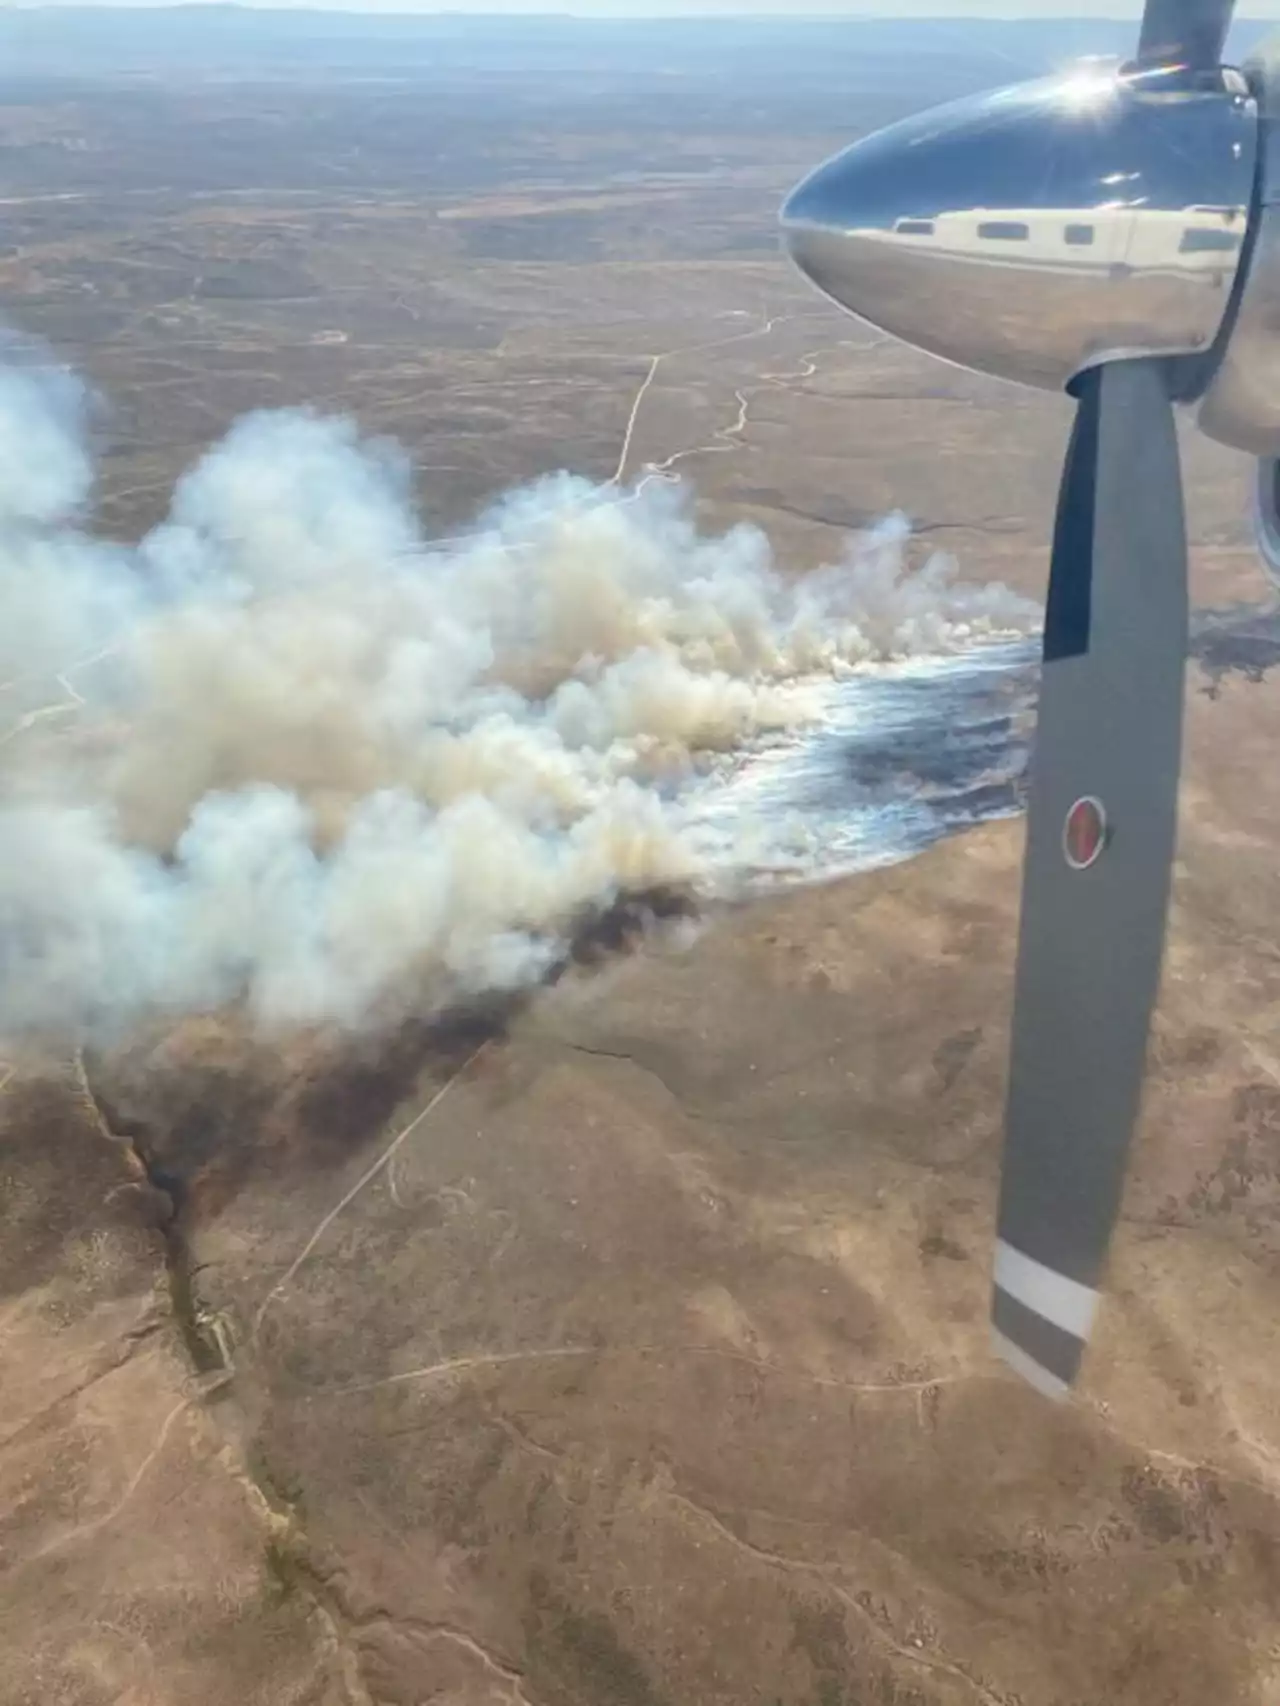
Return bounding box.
[894,217,936,235]
[1177,225,1241,254]
[1064,223,1095,246]
[977,220,1030,241]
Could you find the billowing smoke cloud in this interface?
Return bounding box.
[0,343,1037,1038]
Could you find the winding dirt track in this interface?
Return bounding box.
[617,318,886,500]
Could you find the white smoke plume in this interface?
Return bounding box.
[0,343,1037,1038]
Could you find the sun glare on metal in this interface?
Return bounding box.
[1055,70,1120,112]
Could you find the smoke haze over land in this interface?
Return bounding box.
[0,340,1037,1038]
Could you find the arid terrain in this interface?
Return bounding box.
[4,12,1280,1706]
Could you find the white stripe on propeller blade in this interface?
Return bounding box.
[994,1238,1100,1341]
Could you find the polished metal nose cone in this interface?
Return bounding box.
[780,67,1255,394]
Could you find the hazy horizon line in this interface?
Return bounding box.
[10,1,1278,17]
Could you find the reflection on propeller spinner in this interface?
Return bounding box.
[781,64,1256,394]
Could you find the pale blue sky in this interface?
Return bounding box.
[14,0,1278,15]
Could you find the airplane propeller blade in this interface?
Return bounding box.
[992,359,1188,1399]
[1135,0,1235,68]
